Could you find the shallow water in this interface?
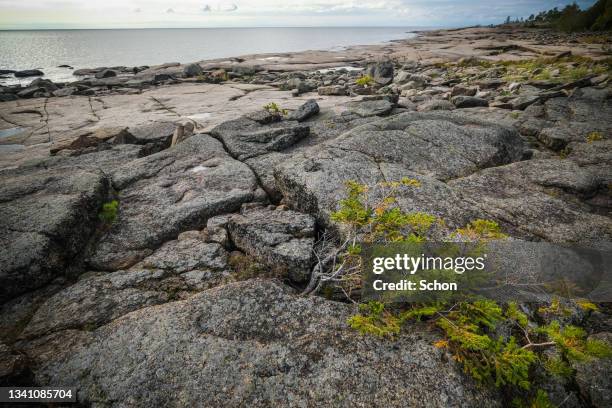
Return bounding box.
[0,27,417,85]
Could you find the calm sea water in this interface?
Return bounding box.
[0,27,417,85]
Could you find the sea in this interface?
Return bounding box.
[0,27,417,85]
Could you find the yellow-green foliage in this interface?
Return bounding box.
[543,355,573,378]
[576,299,599,311]
[330,181,373,227]
[539,321,612,362]
[586,131,605,143]
[506,302,529,327]
[263,102,288,115]
[527,390,555,408]
[98,200,119,224]
[330,180,436,242]
[454,219,508,241]
[500,55,610,83]
[348,301,401,338]
[538,297,572,317]
[355,74,375,87]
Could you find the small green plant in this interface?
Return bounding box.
[98,200,119,224]
[586,131,605,143]
[263,102,288,116]
[454,219,508,241]
[348,301,401,338]
[355,74,375,87]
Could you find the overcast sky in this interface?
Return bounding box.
[0,0,597,29]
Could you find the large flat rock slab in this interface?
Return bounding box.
[0,165,108,302]
[275,111,525,225]
[449,159,612,242]
[23,279,500,408]
[88,134,261,271]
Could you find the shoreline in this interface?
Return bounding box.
[0,25,609,169]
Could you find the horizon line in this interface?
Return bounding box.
[0,24,452,31]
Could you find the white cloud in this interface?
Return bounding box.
[0,0,599,28]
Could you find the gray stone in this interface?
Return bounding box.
[52,87,77,97]
[0,166,109,302]
[183,63,203,78]
[95,69,118,79]
[87,135,259,271]
[275,111,525,223]
[17,87,45,99]
[366,59,394,85]
[124,121,177,146]
[14,69,44,78]
[317,85,348,96]
[210,116,309,161]
[417,99,455,112]
[24,280,500,408]
[288,99,319,122]
[451,96,489,108]
[231,65,260,76]
[346,99,394,117]
[135,234,228,274]
[227,206,315,282]
[451,85,477,97]
[449,159,612,242]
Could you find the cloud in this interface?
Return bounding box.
[0,0,600,28]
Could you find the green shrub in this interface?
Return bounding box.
[355,75,375,87]
[98,200,119,224]
[586,131,605,143]
[263,102,288,115]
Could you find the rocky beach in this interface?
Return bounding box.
[1,25,611,407]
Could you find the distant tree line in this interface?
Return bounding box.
[503,0,612,31]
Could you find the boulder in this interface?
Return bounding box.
[95,69,118,79]
[87,135,260,271]
[17,87,46,99]
[417,99,455,112]
[317,85,348,96]
[29,78,58,92]
[288,99,319,122]
[24,280,501,407]
[210,116,309,161]
[511,94,540,110]
[346,99,394,117]
[227,206,316,282]
[0,166,109,302]
[14,69,44,78]
[366,59,394,86]
[52,87,77,97]
[183,63,203,78]
[125,121,177,146]
[49,127,131,154]
[231,65,260,76]
[451,85,477,97]
[451,96,489,108]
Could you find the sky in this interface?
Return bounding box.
[0,0,597,29]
